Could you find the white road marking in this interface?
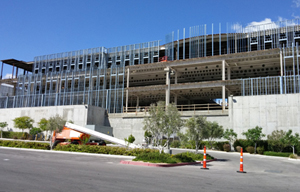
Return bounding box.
[3,159,9,161]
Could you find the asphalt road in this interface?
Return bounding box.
[0,147,299,192]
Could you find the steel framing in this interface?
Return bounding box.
[1,19,300,112]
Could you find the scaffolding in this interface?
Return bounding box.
[165,19,300,60]
[242,43,300,95]
[1,19,300,111]
[0,41,160,112]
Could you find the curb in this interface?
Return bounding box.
[120,159,217,167]
[0,138,50,143]
[0,146,135,159]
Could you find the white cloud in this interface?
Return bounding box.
[244,18,279,33]
[292,13,300,19]
[231,17,298,33]
[293,0,300,8]
[3,73,12,79]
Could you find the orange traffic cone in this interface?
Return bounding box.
[201,146,209,170]
[237,147,246,173]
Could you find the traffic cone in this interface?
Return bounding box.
[237,147,246,173]
[201,146,209,170]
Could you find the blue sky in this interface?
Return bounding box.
[1,0,300,78]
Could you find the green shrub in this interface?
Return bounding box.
[125,134,135,144]
[263,151,291,157]
[213,141,229,151]
[0,140,49,150]
[236,146,242,152]
[289,154,298,159]
[234,139,269,151]
[234,139,254,149]
[174,151,214,161]
[172,153,194,163]
[170,140,181,148]
[134,151,177,163]
[20,132,29,140]
[27,135,34,140]
[54,144,158,156]
[133,151,214,164]
[29,128,42,135]
[223,143,230,152]
[256,146,264,154]
[180,140,196,149]
[2,131,24,139]
[246,146,254,154]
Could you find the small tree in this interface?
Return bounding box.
[0,122,8,138]
[143,101,183,152]
[162,103,183,150]
[38,118,49,140]
[13,116,34,132]
[47,115,66,150]
[143,101,165,147]
[185,116,207,153]
[242,126,265,154]
[223,129,237,151]
[205,121,224,149]
[125,134,135,147]
[267,130,286,152]
[282,130,300,155]
[29,128,42,135]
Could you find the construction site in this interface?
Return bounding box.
[1,18,300,143]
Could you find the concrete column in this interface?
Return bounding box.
[222,60,225,80]
[280,49,283,76]
[280,49,283,94]
[175,71,178,84]
[222,86,226,111]
[125,68,129,113]
[165,67,170,106]
[174,94,177,105]
[136,96,139,107]
[235,34,237,53]
[227,67,231,80]
[222,60,226,111]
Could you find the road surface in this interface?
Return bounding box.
[0,147,299,192]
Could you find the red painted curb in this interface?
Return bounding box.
[120,159,217,167]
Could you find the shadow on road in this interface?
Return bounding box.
[215,159,230,162]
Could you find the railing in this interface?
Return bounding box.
[123,106,149,115]
[176,103,227,112]
[123,103,228,115]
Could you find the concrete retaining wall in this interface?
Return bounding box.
[108,115,230,144]
[0,105,91,132]
[1,93,300,144]
[230,93,300,138]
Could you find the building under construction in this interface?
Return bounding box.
[1,19,300,141]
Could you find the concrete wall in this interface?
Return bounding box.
[230,94,300,139]
[2,93,300,144]
[0,105,90,132]
[87,105,106,126]
[108,115,230,144]
[109,117,145,143]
